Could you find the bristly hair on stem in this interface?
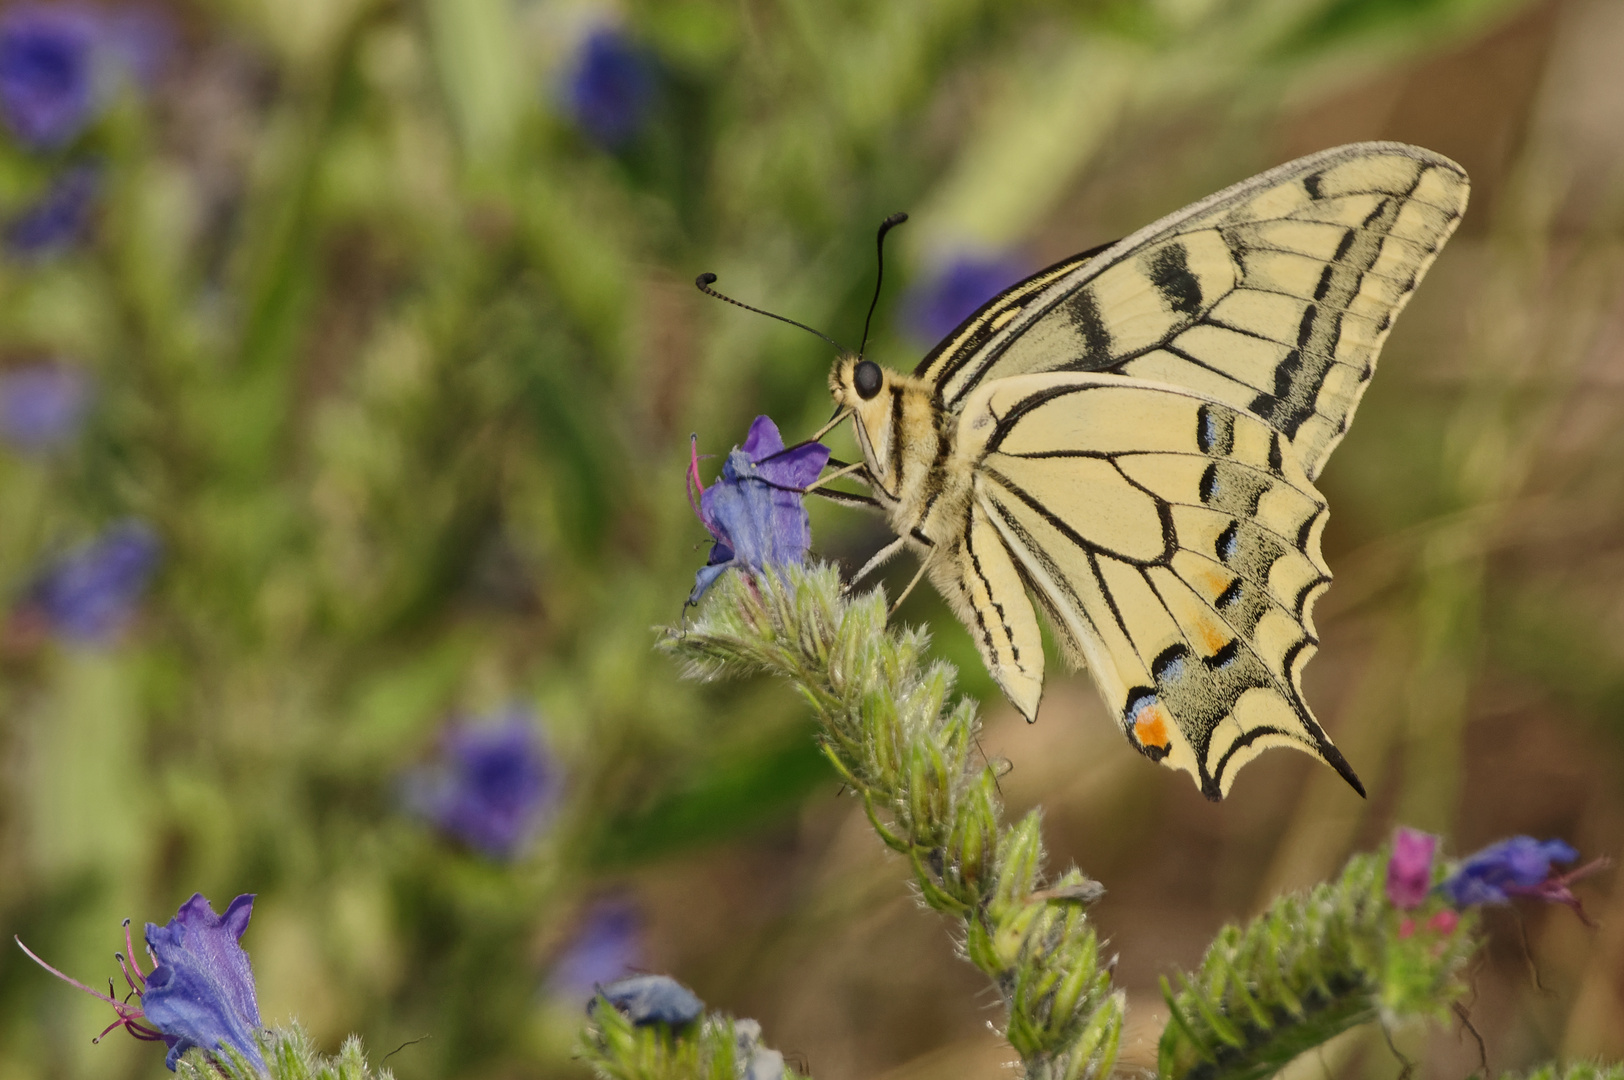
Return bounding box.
[663,563,1123,1079]
[652,562,1547,1080]
[175,1023,394,1080]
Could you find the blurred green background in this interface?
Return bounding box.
[0,0,1622,1077]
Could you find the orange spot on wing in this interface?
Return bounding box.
[1200,569,1231,599]
[1197,620,1229,654]
[1133,707,1171,750]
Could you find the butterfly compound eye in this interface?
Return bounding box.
[853,360,883,400]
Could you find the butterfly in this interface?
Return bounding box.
[816,142,1469,801]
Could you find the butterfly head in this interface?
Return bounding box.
[829,353,924,498]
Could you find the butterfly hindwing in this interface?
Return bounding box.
[930,499,1047,722]
[919,142,1469,481]
[954,373,1360,800]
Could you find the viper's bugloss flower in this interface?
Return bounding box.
[687,415,830,604]
[406,709,557,859]
[0,6,98,149]
[549,896,644,998]
[16,893,265,1073]
[1386,827,1438,910]
[6,162,99,257]
[592,974,703,1027]
[25,519,160,643]
[1442,835,1606,918]
[0,363,90,450]
[142,894,266,1072]
[565,29,655,147]
[902,253,1026,344]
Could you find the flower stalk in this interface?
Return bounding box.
[661,563,1124,1079]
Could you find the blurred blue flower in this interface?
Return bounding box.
[549,896,645,998]
[1440,835,1608,922]
[142,894,266,1072]
[16,893,264,1072]
[6,162,100,257]
[902,253,1027,344]
[0,5,98,149]
[592,974,703,1027]
[565,29,655,147]
[1385,826,1438,910]
[407,709,557,859]
[1442,835,1577,906]
[688,415,830,604]
[0,363,91,450]
[25,520,161,643]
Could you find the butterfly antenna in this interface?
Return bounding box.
[859,211,908,357]
[694,274,845,351]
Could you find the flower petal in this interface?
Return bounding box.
[740,415,785,461]
[1385,827,1438,910]
[142,894,264,1072]
[593,974,703,1027]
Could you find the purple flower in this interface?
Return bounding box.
[25,519,161,643]
[406,710,557,859]
[142,894,265,1072]
[6,162,100,257]
[1386,827,1439,910]
[687,415,830,604]
[16,893,264,1073]
[0,5,98,149]
[902,253,1027,344]
[592,974,703,1027]
[548,896,645,998]
[565,29,655,147]
[1440,836,1608,920]
[0,363,91,450]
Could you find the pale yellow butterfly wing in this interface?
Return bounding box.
[919,142,1470,481]
[928,499,1048,722]
[956,373,1357,800]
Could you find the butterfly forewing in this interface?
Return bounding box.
[919,142,1470,481]
[955,373,1358,800]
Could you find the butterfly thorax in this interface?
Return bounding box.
[829,356,970,549]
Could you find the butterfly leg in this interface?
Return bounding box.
[812,407,853,443]
[843,535,908,595]
[888,550,935,615]
[801,461,867,493]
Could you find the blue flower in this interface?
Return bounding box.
[1442,835,1576,906]
[25,519,161,643]
[902,253,1027,344]
[406,709,558,859]
[592,974,703,1027]
[16,893,264,1073]
[0,363,91,450]
[565,29,655,147]
[1441,835,1607,920]
[549,896,645,999]
[142,894,266,1072]
[0,5,98,149]
[6,162,100,257]
[688,415,831,604]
